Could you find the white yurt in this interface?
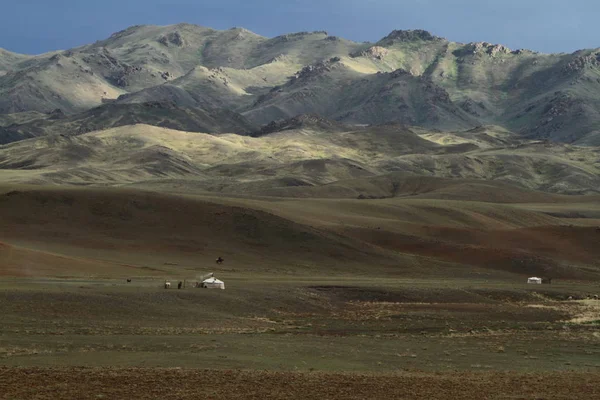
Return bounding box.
[527,277,542,284]
[202,277,225,289]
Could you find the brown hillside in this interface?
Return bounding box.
[0,187,399,277]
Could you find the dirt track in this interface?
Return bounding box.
[1,367,599,400]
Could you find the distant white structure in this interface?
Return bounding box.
[527,277,542,284]
[201,277,225,290]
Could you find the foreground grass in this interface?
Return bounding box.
[1,331,599,372]
[2,367,600,400]
[1,278,599,372]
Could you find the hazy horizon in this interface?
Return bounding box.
[1,0,598,55]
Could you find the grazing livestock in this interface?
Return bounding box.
[164,281,171,289]
[216,257,224,265]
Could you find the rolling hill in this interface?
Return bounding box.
[1,183,599,280]
[0,102,255,144]
[1,122,598,195]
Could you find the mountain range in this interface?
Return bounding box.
[1,23,599,195]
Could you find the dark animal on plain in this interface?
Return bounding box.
[178,281,182,289]
[216,257,224,264]
[127,279,131,283]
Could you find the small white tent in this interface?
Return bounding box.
[527,277,542,284]
[201,277,225,289]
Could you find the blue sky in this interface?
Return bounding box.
[1,0,597,55]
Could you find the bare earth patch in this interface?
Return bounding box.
[1,368,600,400]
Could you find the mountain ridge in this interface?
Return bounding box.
[1,25,552,58]
[2,23,600,145]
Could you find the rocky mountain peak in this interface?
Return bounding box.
[107,25,147,41]
[562,51,600,74]
[272,31,329,43]
[467,42,511,56]
[452,42,515,58]
[290,57,342,82]
[350,46,389,60]
[379,29,442,44]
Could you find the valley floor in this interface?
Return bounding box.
[1,277,599,398]
[1,185,599,398]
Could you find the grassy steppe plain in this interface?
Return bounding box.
[0,185,599,398]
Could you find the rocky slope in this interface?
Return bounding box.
[2,24,600,144]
